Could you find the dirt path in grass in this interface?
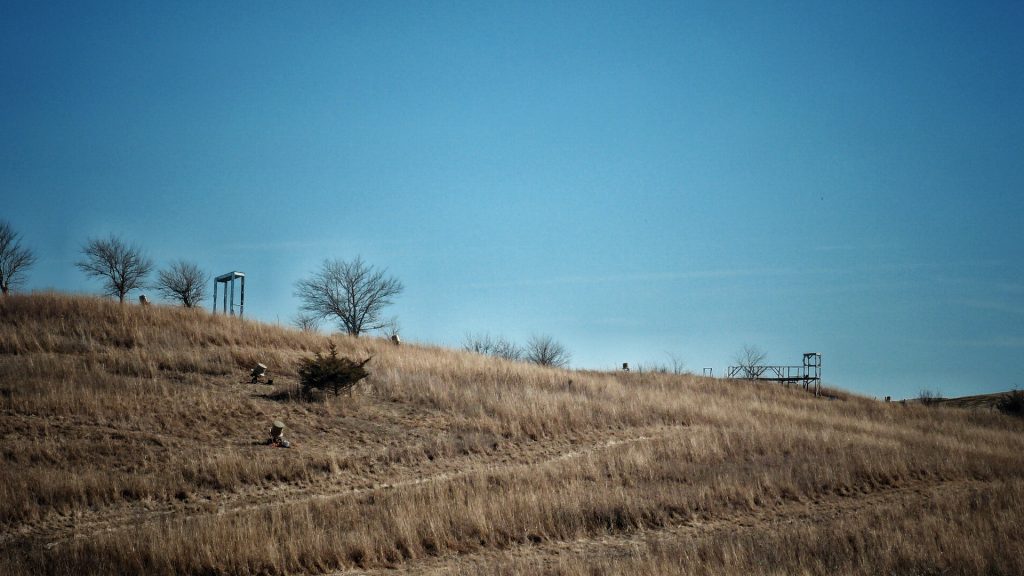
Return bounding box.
[333,476,994,576]
[9,422,690,550]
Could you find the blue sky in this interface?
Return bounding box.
[2,1,1022,400]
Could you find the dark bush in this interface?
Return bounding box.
[297,341,371,397]
[918,389,942,406]
[997,390,1024,418]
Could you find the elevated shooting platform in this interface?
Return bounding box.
[213,271,245,318]
[727,352,821,395]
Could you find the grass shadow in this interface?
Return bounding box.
[253,384,329,403]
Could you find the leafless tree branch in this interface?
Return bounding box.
[156,260,209,307]
[525,334,571,368]
[292,313,322,333]
[294,256,403,337]
[75,235,154,303]
[733,344,768,379]
[0,221,37,295]
[463,333,523,361]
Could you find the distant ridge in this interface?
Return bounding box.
[922,390,1020,410]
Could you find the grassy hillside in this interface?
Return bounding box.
[2,293,1023,575]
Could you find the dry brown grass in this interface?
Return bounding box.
[2,292,1023,575]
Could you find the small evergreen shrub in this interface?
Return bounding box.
[297,341,372,397]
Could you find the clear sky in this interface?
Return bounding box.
[2,1,1022,400]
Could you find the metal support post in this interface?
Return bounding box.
[213,272,246,317]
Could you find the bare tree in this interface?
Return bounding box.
[377,316,401,339]
[733,344,768,379]
[463,332,496,355]
[76,235,154,303]
[665,352,687,375]
[463,332,523,361]
[155,260,209,307]
[493,336,523,361]
[918,388,943,407]
[292,313,321,333]
[294,256,404,337]
[0,221,37,295]
[525,334,571,368]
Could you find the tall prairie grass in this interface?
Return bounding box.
[2,293,1023,575]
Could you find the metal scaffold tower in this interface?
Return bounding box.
[213,271,245,318]
[802,352,821,394]
[727,352,822,395]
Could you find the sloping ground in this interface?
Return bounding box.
[932,391,1017,410]
[2,293,1023,575]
